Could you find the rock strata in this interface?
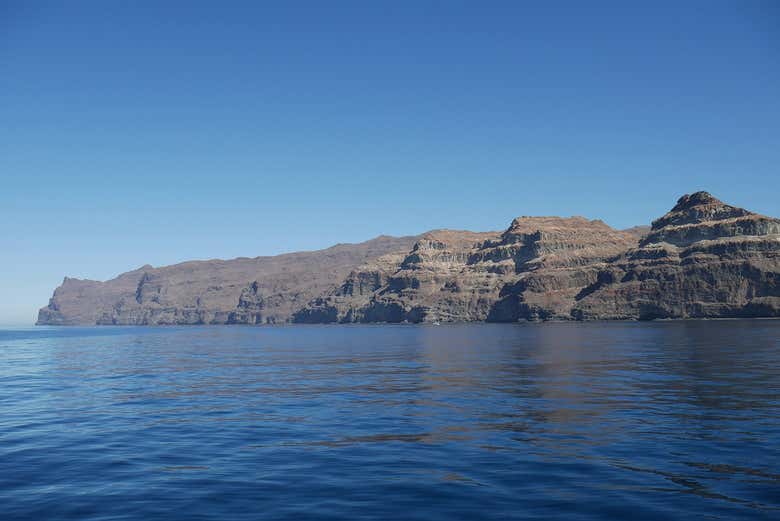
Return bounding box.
[572,192,780,319]
[37,192,780,325]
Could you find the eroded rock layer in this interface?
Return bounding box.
[572,192,780,319]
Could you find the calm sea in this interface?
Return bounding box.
[1,322,778,520]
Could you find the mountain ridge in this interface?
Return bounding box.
[38,192,780,325]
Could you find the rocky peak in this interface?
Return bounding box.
[639,191,780,247]
[651,191,753,230]
[675,191,720,207]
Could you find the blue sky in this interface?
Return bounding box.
[1,1,779,325]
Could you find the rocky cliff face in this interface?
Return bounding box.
[38,192,780,325]
[294,218,638,323]
[296,230,503,324]
[480,217,638,321]
[572,192,780,319]
[37,235,421,325]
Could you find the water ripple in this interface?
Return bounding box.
[0,321,778,520]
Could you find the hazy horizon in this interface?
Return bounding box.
[3,1,779,324]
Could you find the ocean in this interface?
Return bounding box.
[1,321,778,520]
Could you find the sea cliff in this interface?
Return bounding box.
[38,192,780,325]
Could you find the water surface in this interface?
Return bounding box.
[1,321,778,520]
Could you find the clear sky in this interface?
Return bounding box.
[1,1,779,325]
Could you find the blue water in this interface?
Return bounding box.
[1,322,778,520]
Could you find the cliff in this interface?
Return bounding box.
[37,235,421,325]
[572,192,780,319]
[37,192,780,325]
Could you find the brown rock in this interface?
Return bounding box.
[37,192,780,325]
[37,235,420,325]
[573,192,780,319]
